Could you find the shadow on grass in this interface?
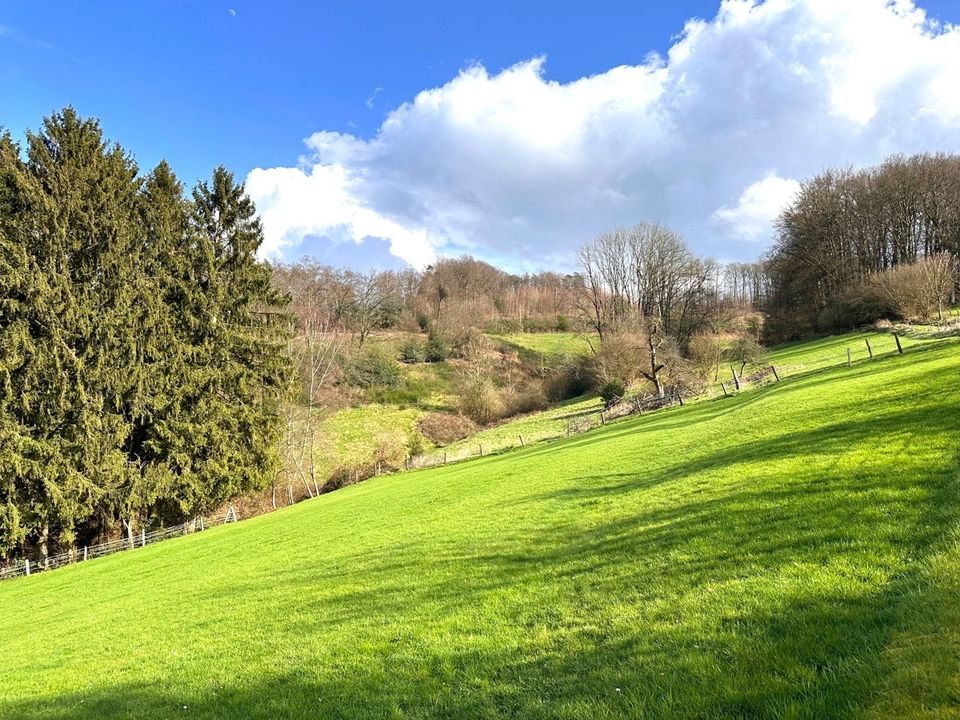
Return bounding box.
[6,342,960,719]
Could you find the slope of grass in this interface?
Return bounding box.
[490,331,595,361]
[314,404,425,475]
[2,334,960,718]
[441,393,603,458]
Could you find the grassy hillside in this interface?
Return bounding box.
[490,332,595,361]
[2,332,959,718]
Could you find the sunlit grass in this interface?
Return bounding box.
[1,333,959,718]
[490,331,596,361]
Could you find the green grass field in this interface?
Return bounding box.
[490,332,596,362]
[2,331,960,718]
[440,393,603,459]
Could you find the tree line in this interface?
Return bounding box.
[765,153,960,340]
[11,113,955,562]
[0,110,289,562]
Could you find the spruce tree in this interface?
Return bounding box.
[0,111,291,560]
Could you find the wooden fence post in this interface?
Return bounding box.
[865,338,873,359]
[720,381,729,397]
[600,411,606,425]
[479,444,483,457]
[731,366,741,391]
[83,546,88,561]
[893,333,903,354]
[24,559,30,576]
[847,347,852,367]
[770,366,780,382]
[200,516,205,532]
[443,452,447,464]
[141,528,146,548]
[519,435,525,448]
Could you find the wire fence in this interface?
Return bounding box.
[2,327,944,583]
[0,506,239,582]
[404,328,934,469]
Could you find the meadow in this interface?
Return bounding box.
[1,330,958,718]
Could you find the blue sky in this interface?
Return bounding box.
[4,1,960,270]
[1,1,715,185]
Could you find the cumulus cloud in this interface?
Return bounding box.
[711,173,800,241]
[248,0,960,268]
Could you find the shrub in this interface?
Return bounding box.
[343,349,401,388]
[416,312,431,332]
[484,317,523,334]
[686,333,724,380]
[588,332,644,388]
[869,254,959,321]
[730,336,765,373]
[816,281,894,333]
[555,315,570,332]
[503,382,548,416]
[417,412,477,445]
[371,430,409,470]
[425,332,450,362]
[399,338,426,364]
[599,378,626,405]
[543,362,591,402]
[459,375,502,424]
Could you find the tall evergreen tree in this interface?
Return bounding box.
[0,111,291,560]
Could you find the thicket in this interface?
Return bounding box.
[0,110,289,561]
[766,153,960,340]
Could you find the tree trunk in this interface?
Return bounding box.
[40,521,49,569]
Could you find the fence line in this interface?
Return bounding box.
[0,506,238,582]
[1,330,931,582]
[406,330,925,470]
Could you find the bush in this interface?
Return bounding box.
[599,378,626,405]
[555,315,570,332]
[503,382,548,417]
[417,412,477,445]
[484,318,523,334]
[343,349,401,388]
[816,281,895,333]
[459,375,502,425]
[686,333,724,379]
[543,362,591,402]
[869,254,959,321]
[425,332,450,362]
[588,332,644,388]
[399,338,426,364]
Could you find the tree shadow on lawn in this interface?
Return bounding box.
[8,345,960,719]
[512,339,956,466]
[131,406,958,718]
[10,499,958,719]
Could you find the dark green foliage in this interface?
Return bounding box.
[425,332,449,362]
[415,312,430,332]
[555,315,570,332]
[399,338,426,364]
[344,349,402,389]
[599,379,626,405]
[0,110,290,559]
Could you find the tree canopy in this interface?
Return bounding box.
[0,109,290,560]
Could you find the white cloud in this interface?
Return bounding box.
[711,173,800,241]
[365,87,383,109]
[248,0,960,268]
